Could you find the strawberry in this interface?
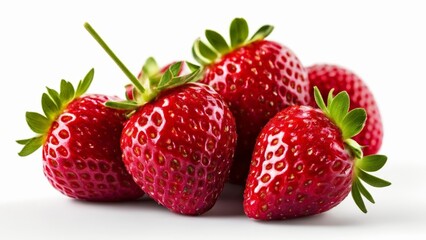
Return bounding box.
[85,23,237,215]
[17,69,144,201]
[193,18,310,184]
[307,64,383,155]
[244,87,390,220]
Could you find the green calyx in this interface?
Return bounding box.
[84,23,201,111]
[192,18,274,65]
[313,86,391,213]
[352,155,391,213]
[314,86,366,154]
[17,69,95,157]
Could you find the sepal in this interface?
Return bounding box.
[105,100,139,110]
[17,136,43,157]
[357,169,391,188]
[230,18,249,48]
[157,62,201,91]
[351,154,391,213]
[26,112,49,134]
[351,179,367,213]
[205,30,229,54]
[357,155,387,172]
[141,57,160,79]
[193,18,274,66]
[345,138,363,159]
[75,68,94,97]
[251,25,274,41]
[313,86,366,141]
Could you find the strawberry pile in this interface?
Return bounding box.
[18,18,390,220]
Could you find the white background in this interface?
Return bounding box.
[1,0,425,239]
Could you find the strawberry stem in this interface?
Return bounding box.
[84,22,145,93]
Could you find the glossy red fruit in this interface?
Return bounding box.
[18,70,144,201]
[85,23,237,215]
[308,64,383,155]
[194,18,310,184]
[121,83,237,215]
[244,88,390,220]
[244,105,352,219]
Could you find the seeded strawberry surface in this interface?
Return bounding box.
[308,64,383,155]
[244,106,353,219]
[201,40,310,184]
[43,95,144,201]
[121,83,237,215]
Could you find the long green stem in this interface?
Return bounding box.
[84,22,145,93]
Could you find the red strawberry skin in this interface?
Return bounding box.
[307,64,383,155]
[244,106,353,220]
[121,83,237,215]
[42,95,144,201]
[201,40,310,184]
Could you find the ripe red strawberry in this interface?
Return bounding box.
[17,69,144,201]
[308,64,383,155]
[244,87,390,220]
[85,23,237,215]
[193,18,310,184]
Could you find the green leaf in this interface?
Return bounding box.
[105,100,139,110]
[157,69,201,91]
[131,85,140,101]
[198,40,218,61]
[142,57,159,78]
[184,68,202,83]
[60,80,75,104]
[192,40,209,66]
[313,86,327,113]
[351,181,367,213]
[26,112,49,134]
[157,67,173,88]
[344,138,363,159]
[148,74,162,87]
[329,91,350,125]
[356,178,375,204]
[18,136,43,157]
[358,168,391,188]
[357,155,387,172]
[230,18,249,47]
[169,62,183,77]
[341,108,367,139]
[16,138,33,145]
[76,68,94,97]
[251,25,274,41]
[186,61,200,72]
[174,69,200,84]
[327,89,335,107]
[205,29,229,54]
[186,73,201,83]
[41,93,59,120]
[46,87,62,109]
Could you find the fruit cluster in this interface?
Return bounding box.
[18,18,390,220]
